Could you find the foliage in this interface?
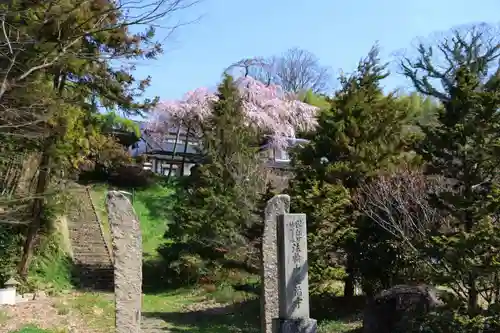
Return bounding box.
[403,25,500,312]
[289,46,418,296]
[96,112,141,137]
[148,75,319,149]
[404,308,500,333]
[165,75,263,283]
[299,90,331,111]
[354,167,452,291]
[27,233,73,293]
[0,225,24,283]
[0,0,192,275]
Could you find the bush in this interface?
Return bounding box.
[404,308,500,333]
[108,165,157,188]
[156,242,223,286]
[0,225,24,284]
[28,232,73,293]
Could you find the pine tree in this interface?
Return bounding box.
[403,27,500,313]
[168,75,261,274]
[288,46,416,297]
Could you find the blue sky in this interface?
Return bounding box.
[133,0,499,105]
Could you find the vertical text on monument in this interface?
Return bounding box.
[277,213,310,319]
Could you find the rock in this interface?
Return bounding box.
[362,285,443,333]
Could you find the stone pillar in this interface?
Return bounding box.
[261,194,290,333]
[107,191,142,333]
[273,213,317,333]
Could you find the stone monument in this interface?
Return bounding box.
[262,194,290,333]
[273,213,317,333]
[107,191,143,333]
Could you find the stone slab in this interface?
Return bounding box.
[107,191,142,333]
[261,194,290,333]
[277,213,310,319]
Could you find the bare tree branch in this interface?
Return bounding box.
[356,168,450,247]
[398,22,500,101]
[0,0,202,100]
[226,47,332,94]
[355,167,470,300]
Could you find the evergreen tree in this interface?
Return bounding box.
[167,75,261,277]
[403,26,500,313]
[2,0,166,275]
[289,46,416,297]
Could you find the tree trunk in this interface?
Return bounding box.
[166,125,182,180]
[343,254,355,299]
[180,127,191,176]
[465,210,479,314]
[344,274,355,299]
[17,144,51,277]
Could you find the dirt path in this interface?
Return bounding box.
[0,298,98,333]
[0,294,236,333]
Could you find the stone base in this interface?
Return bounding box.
[272,318,317,333]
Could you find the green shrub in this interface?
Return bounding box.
[27,232,73,293]
[404,308,500,333]
[0,224,24,284]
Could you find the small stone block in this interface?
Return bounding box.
[272,318,317,333]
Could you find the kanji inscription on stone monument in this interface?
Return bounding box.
[277,213,310,319]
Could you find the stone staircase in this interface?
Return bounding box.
[67,185,114,291]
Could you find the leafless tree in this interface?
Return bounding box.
[355,168,451,252]
[227,47,332,94]
[355,167,500,305]
[355,168,474,298]
[275,47,332,93]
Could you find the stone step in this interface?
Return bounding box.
[72,243,109,249]
[73,256,111,262]
[74,256,111,261]
[76,266,113,272]
[73,254,110,261]
[72,249,110,256]
[66,185,113,291]
[72,250,109,256]
[68,226,102,233]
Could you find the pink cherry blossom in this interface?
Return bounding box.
[148,76,319,149]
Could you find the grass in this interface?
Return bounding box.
[88,184,112,250]
[85,182,363,332]
[0,309,10,324]
[60,281,361,333]
[9,182,362,333]
[7,326,70,333]
[27,234,74,293]
[319,320,362,333]
[132,184,176,257]
[66,292,115,331]
[8,327,55,333]
[89,183,175,257]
